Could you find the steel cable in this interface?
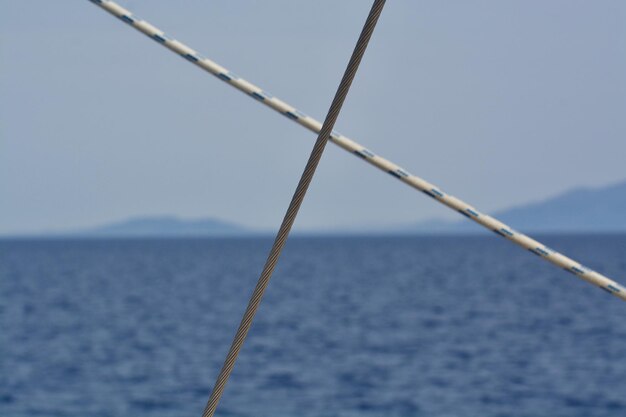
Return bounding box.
[199,1,386,416]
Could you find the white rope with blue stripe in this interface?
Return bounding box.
[88,0,626,302]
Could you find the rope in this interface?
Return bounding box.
[87,3,626,300]
[200,1,386,415]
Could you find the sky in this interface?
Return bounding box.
[1,1,625,234]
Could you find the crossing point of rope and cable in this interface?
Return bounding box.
[88,0,626,301]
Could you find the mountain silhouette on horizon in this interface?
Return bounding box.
[78,215,249,237]
[10,180,625,238]
[407,179,626,234]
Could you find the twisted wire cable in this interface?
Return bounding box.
[87,0,625,302]
[198,1,386,415]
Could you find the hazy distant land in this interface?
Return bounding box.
[75,216,249,237]
[5,180,625,238]
[402,179,626,235]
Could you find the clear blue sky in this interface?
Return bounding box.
[1,1,625,234]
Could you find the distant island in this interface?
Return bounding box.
[6,180,625,238]
[405,179,626,234]
[74,216,251,237]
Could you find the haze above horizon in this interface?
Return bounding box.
[1,1,625,235]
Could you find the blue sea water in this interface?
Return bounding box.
[1,235,625,417]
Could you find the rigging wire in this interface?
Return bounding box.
[199,1,386,415]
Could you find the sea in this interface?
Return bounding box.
[1,234,625,417]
